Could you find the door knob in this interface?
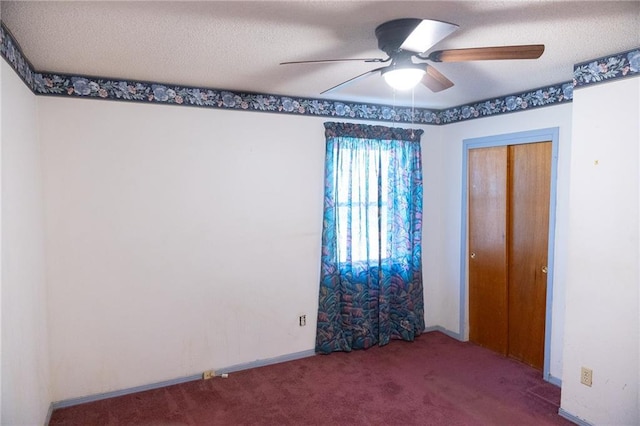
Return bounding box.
[470,252,476,259]
[541,266,548,274]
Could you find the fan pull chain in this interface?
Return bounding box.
[411,88,415,139]
[392,89,397,119]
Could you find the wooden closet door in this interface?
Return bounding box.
[507,142,551,369]
[468,146,508,355]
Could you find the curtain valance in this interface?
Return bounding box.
[324,122,423,142]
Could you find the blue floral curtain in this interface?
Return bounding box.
[316,122,424,354]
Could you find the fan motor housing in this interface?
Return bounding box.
[374,18,422,56]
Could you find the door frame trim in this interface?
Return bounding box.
[460,127,560,383]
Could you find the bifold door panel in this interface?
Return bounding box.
[468,142,551,370]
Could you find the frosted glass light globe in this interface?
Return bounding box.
[382,67,426,91]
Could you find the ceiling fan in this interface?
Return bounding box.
[280,18,544,94]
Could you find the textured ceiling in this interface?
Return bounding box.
[1,1,639,109]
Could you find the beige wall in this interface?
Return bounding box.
[37,91,577,401]
[37,96,440,401]
[561,76,639,425]
[1,61,51,425]
[39,97,325,400]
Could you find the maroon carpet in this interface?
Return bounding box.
[49,332,573,425]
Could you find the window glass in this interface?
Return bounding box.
[335,144,390,263]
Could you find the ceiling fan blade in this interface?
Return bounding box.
[399,19,459,53]
[421,65,454,93]
[280,58,386,65]
[321,66,386,94]
[375,18,458,56]
[427,44,545,62]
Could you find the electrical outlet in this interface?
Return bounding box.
[299,315,306,326]
[580,367,593,387]
[203,370,215,380]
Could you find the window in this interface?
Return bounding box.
[335,146,390,263]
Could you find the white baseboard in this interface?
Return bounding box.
[546,374,562,387]
[51,373,202,410]
[50,348,316,411]
[558,407,594,426]
[45,403,54,426]
[423,325,464,341]
[215,349,316,375]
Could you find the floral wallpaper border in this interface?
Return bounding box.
[573,48,640,88]
[3,21,634,126]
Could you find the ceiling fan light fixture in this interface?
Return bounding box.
[382,66,426,91]
[282,17,543,96]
